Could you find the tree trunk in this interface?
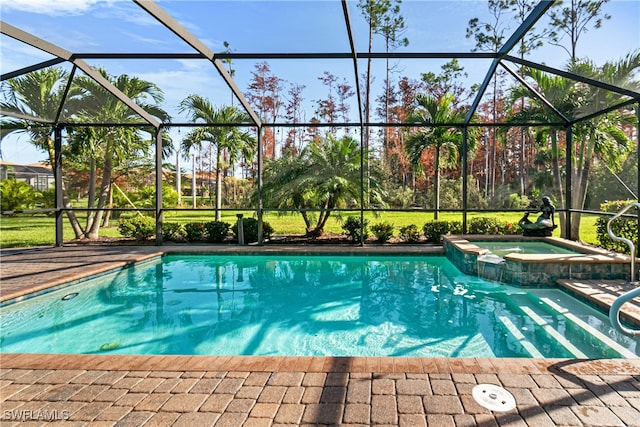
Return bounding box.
[570,137,595,240]
[489,78,498,198]
[209,144,213,205]
[102,185,113,227]
[176,149,182,205]
[192,153,197,209]
[46,144,84,239]
[384,36,390,170]
[87,154,112,239]
[61,178,85,239]
[86,156,97,232]
[550,129,566,236]
[363,12,373,206]
[300,210,313,232]
[315,201,334,234]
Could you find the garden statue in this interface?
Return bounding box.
[519,196,557,237]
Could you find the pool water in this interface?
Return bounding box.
[1,254,637,358]
[472,241,582,257]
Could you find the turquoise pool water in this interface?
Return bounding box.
[1,254,637,358]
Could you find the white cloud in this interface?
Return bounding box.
[0,0,112,16]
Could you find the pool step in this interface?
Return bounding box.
[517,305,588,358]
[538,297,637,358]
[556,279,640,327]
[505,292,637,358]
[497,315,544,358]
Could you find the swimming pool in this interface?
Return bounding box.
[1,253,637,358]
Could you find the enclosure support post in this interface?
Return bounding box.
[462,126,468,234]
[360,123,365,246]
[54,125,63,247]
[155,126,163,245]
[636,104,640,255]
[257,125,263,245]
[565,125,572,240]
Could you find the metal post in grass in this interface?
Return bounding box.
[237,214,244,245]
[155,126,163,245]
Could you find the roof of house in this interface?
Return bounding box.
[0,161,53,175]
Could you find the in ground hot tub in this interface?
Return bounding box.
[444,235,633,287]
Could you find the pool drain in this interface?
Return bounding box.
[472,384,516,412]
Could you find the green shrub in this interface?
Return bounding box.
[342,216,369,243]
[371,221,394,243]
[399,224,421,243]
[118,216,155,240]
[184,222,205,242]
[468,217,501,234]
[232,217,274,243]
[162,222,184,241]
[596,199,639,254]
[448,220,463,234]
[38,188,56,209]
[423,220,451,243]
[0,179,39,211]
[113,184,179,209]
[468,217,521,235]
[204,221,231,243]
[507,193,533,209]
[418,220,464,243]
[502,221,521,235]
[385,186,415,208]
[262,221,274,240]
[596,216,637,254]
[600,199,636,213]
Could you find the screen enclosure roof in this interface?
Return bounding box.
[1,0,639,130]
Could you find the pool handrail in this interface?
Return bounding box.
[606,202,640,337]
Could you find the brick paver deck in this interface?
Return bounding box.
[1,245,639,426]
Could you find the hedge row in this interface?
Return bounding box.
[118,216,273,243]
[345,216,522,243]
[119,215,525,245]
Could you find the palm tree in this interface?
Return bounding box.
[71,69,170,239]
[179,95,256,221]
[261,134,385,236]
[0,67,85,238]
[510,51,640,239]
[508,68,577,234]
[405,93,467,220]
[565,52,640,239]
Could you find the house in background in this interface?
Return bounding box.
[0,161,54,191]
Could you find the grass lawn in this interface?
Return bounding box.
[1,209,603,249]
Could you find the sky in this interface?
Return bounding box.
[1,0,639,165]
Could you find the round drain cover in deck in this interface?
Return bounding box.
[472,384,516,411]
